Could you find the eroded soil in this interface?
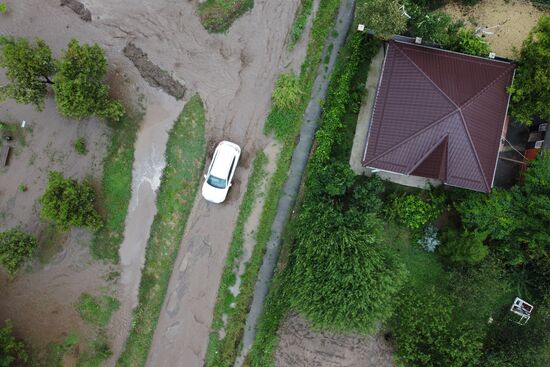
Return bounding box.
[275,314,395,367]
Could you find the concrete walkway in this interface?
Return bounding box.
[234,1,357,365]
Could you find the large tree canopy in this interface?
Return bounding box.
[0,36,55,110]
[53,39,124,122]
[287,202,407,333]
[509,16,550,125]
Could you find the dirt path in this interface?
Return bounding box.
[275,314,395,367]
[443,0,550,59]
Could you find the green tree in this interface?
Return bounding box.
[391,287,484,367]
[438,228,489,265]
[406,2,454,44]
[288,202,407,333]
[0,228,37,276]
[388,193,442,230]
[40,171,101,231]
[0,37,56,110]
[0,320,28,367]
[53,39,124,122]
[509,16,550,126]
[447,28,490,57]
[355,0,408,39]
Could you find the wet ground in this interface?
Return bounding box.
[275,314,395,367]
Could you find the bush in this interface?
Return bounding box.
[307,161,355,198]
[53,39,124,122]
[388,193,442,230]
[350,175,385,214]
[0,37,55,110]
[40,171,102,230]
[287,202,407,333]
[0,3,7,14]
[447,28,490,57]
[391,287,484,367]
[406,2,453,44]
[76,293,120,327]
[74,137,87,155]
[271,73,302,110]
[0,228,37,276]
[438,228,489,265]
[0,320,28,367]
[355,0,407,39]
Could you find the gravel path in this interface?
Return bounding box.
[235,1,357,365]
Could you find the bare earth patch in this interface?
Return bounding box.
[442,0,550,58]
[275,314,395,367]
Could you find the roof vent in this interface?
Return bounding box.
[489,52,496,59]
[357,24,365,32]
[415,37,422,44]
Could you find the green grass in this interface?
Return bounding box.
[91,112,141,263]
[76,293,120,327]
[198,0,254,33]
[206,152,267,366]
[289,0,313,50]
[74,137,87,155]
[116,95,206,367]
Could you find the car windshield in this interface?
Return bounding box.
[207,175,227,189]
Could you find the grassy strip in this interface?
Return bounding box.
[198,0,254,33]
[289,0,313,50]
[247,33,382,367]
[92,112,141,262]
[76,293,120,327]
[116,95,206,366]
[205,152,267,366]
[203,1,342,366]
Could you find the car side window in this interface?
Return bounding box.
[228,158,235,180]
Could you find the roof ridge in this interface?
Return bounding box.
[457,109,490,191]
[393,42,459,109]
[459,65,514,109]
[363,109,459,166]
[405,135,448,175]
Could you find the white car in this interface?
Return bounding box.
[201,141,241,203]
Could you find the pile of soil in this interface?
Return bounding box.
[60,0,91,22]
[123,43,186,100]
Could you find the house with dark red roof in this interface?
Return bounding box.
[360,39,515,192]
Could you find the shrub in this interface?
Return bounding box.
[0,37,55,110]
[438,228,489,265]
[74,137,87,155]
[0,3,6,14]
[40,171,102,230]
[17,184,27,192]
[406,2,453,44]
[447,28,490,57]
[271,73,302,110]
[418,224,440,252]
[53,39,124,122]
[355,0,408,39]
[0,320,28,367]
[76,293,120,327]
[287,202,407,333]
[350,175,385,214]
[391,287,484,367]
[307,161,355,198]
[388,193,442,231]
[0,228,37,276]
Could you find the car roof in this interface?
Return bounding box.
[210,144,237,178]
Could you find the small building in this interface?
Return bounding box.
[356,39,515,192]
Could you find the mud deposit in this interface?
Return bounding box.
[123,43,186,99]
[60,0,92,22]
[275,314,395,367]
[443,0,550,59]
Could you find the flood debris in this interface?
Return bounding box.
[60,0,91,22]
[123,43,186,100]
